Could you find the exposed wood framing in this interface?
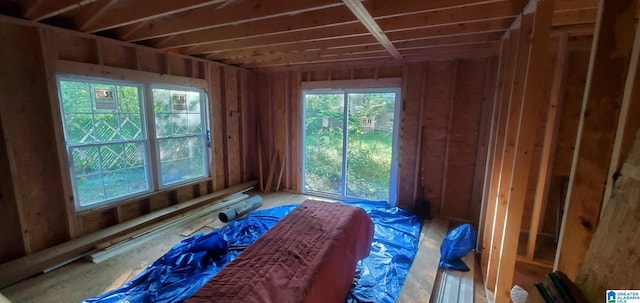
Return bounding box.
[342,0,401,59]
[494,0,553,300]
[526,34,569,260]
[600,20,640,221]
[555,0,637,280]
[486,20,530,290]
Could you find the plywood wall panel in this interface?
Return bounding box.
[288,71,303,192]
[137,50,164,74]
[422,61,455,217]
[100,43,136,70]
[0,114,25,263]
[208,65,226,191]
[398,63,425,209]
[441,58,485,218]
[224,67,241,186]
[543,50,590,235]
[0,23,69,253]
[55,32,98,64]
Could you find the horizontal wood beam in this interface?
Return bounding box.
[223,44,387,65]
[342,0,401,59]
[0,181,257,288]
[25,0,98,21]
[214,32,503,62]
[153,6,358,49]
[202,36,379,59]
[183,23,372,55]
[387,18,516,42]
[82,0,226,32]
[241,52,392,69]
[120,0,341,41]
[56,60,209,88]
[301,78,402,89]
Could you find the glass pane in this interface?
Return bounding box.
[64,113,95,144]
[153,88,171,113]
[303,93,344,195]
[76,173,104,206]
[186,91,201,113]
[187,114,202,134]
[118,86,141,113]
[127,166,148,193]
[72,146,102,175]
[120,114,143,139]
[104,170,129,199]
[60,81,91,113]
[345,93,395,201]
[158,136,205,185]
[94,113,119,141]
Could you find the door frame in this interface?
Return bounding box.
[301,87,401,205]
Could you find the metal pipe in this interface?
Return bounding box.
[219,195,263,223]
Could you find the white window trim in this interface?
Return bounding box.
[56,74,211,212]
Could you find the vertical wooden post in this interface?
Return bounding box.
[555,0,637,280]
[526,34,569,260]
[487,19,531,290]
[494,0,553,300]
[482,29,519,283]
[600,20,640,221]
[477,42,507,255]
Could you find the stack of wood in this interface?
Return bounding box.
[527,272,588,303]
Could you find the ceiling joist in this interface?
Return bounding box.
[342,0,401,59]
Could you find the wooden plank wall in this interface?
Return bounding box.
[257,59,497,224]
[0,18,257,264]
[405,58,498,222]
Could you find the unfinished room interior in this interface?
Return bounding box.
[0,0,638,302]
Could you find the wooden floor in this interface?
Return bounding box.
[0,191,549,303]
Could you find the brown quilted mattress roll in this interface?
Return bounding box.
[185,199,374,303]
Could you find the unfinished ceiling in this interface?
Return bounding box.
[1,0,597,68]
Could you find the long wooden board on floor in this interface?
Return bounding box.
[0,181,257,288]
[397,218,450,302]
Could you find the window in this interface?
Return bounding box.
[57,76,208,211]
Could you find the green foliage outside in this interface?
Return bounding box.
[59,79,206,207]
[304,93,395,201]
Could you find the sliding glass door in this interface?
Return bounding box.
[303,89,399,203]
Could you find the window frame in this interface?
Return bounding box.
[56,74,210,212]
[149,84,210,190]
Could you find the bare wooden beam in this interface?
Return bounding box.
[486,22,529,291]
[154,6,357,49]
[555,0,638,280]
[81,0,227,32]
[165,23,370,55]
[388,18,516,42]
[74,0,120,30]
[599,18,640,222]
[342,0,402,59]
[223,45,386,65]
[202,37,379,58]
[494,0,554,300]
[480,35,512,274]
[120,0,340,41]
[526,34,569,260]
[25,0,98,21]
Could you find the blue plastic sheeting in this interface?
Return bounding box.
[439,223,476,272]
[83,201,421,303]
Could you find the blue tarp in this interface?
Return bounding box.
[83,201,421,303]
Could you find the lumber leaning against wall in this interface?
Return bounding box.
[0,15,258,266]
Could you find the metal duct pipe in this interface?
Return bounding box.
[219,195,263,223]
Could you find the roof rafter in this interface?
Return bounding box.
[342,0,402,59]
[81,0,227,32]
[119,0,341,41]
